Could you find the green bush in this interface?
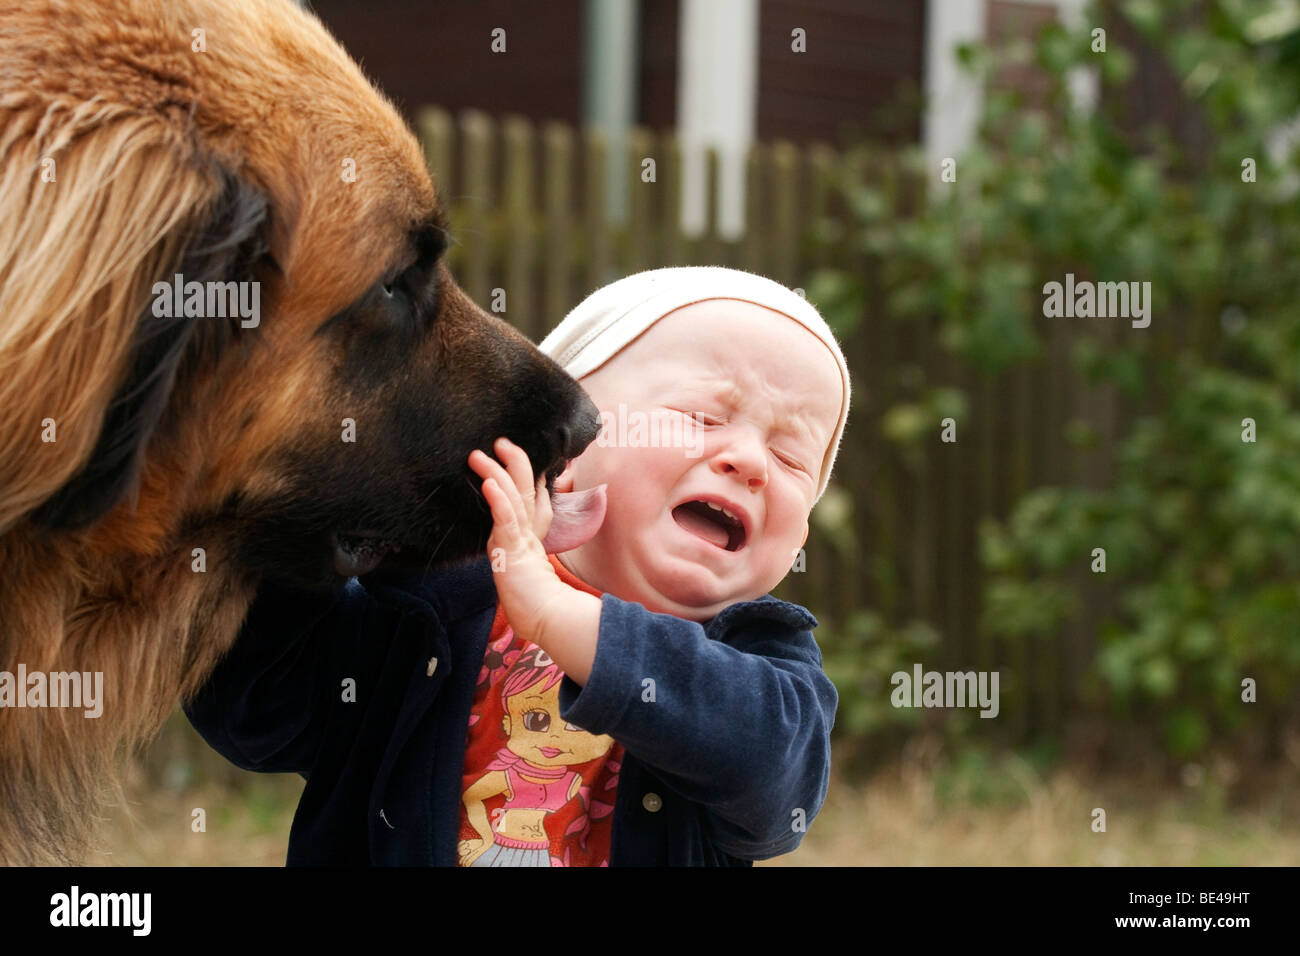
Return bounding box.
[821,610,939,737]
[814,0,1300,759]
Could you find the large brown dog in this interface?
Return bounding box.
[0,0,599,864]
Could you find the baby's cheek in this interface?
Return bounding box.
[614,447,676,492]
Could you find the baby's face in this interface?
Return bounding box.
[552,299,842,621]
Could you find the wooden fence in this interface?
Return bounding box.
[411,105,1129,745]
[415,106,846,338]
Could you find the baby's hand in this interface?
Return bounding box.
[469,437,553,542]
[468,438,567,640]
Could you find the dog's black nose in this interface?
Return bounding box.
[551,424,587,471]
[541,397,601,481]
[562,394,601,458]
[555,424,573,460]
[558,420,593,461]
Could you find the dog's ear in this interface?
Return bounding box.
[32,166,270,532]
[0,111,260,536]
[27,162,270,533]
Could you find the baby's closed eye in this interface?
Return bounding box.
[674,408,812,473]
[665,407,721,426]
[775,450,808,471]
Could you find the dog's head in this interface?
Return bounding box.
[0,0,600,586]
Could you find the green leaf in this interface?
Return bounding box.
[1140,656,1177,698]
[1122,0,1164,35]
[881,404,930,445]
[1164,709,1208,757]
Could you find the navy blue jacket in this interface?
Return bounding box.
[184,557,837,866]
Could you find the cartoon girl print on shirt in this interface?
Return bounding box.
[459,640,616,866]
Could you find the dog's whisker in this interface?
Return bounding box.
[410,480,445,520]
[427,521,455,573]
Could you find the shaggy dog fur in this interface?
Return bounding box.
[0,0,597,864]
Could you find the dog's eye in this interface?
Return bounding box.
[378,269,407,302]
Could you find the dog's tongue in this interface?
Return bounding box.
[542,484,607,553]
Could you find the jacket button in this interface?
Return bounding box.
[426,656,438,677]
[642,792,662,813]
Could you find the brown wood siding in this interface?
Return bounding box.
[305,0,585,125]
[756,0,926,147]
[638,0,680,132]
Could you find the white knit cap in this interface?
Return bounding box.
[538,267,851,505]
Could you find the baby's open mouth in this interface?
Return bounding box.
[672,500,747,552]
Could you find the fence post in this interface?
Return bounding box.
[659,133,685,266]
[741,144,764,273]
[417,106,455,200]
[542,121,574,334]
[701,147,723,266]
[583,126,611,291]
[770,140,800,286]
[807,142,837,270]
[460,110,494,308]
[502,115,535,336]
[626,127,655,272]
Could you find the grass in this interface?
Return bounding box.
[759,754,1300,866]
[90,742,1300,866]
[89,763,303,867]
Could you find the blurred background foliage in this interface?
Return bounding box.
[809,0,1300,767]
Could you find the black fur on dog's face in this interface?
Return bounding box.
[21,0,599,589]
[229,216,601,587]
[167,184,601,589]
